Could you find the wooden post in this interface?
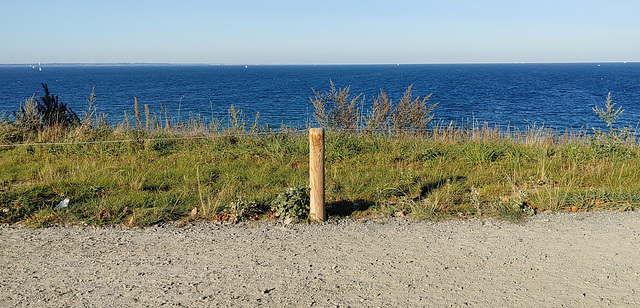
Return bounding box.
[309,128,325,222]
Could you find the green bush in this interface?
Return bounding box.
[36,83,79,128]
[271,186,310,222]
[590,92,634,157]
[227,197,262,223]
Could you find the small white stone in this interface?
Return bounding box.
[56,198,70,209]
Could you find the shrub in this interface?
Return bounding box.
[271,186,310,222]
[592,92,623,129]
[227,197,266,223]
[36,83,79,128]
[1,95,41,142]
[2,84,81,142]
[590,92,634,157]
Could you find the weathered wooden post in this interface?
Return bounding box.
[309,128,325,222]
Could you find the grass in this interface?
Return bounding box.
[2,125,640,227]
[0,131,307,227]
[1,84,639,227]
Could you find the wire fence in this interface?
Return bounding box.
[0,130,305,148]
[1,123,638,149]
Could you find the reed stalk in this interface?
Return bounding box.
[144,104,150,130]
[124,111,130,129]
[134,97,142,128]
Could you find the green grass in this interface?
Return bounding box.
[2,126,640,228]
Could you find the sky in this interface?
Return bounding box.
[1,0,639,64]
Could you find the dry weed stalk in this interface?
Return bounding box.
[134,97,142,128]
[364,90,392,131]
[311,80,362,130]
[196,167,205,216]
[312,82,438,134]
[144,104,150,130]
[81,86,97,128]
[392,85,438,132]
[226,105,246,134]
[123,111,130,129]
[15,95,40,132]
[160,104,171,131]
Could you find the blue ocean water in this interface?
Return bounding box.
[1,63,639,131]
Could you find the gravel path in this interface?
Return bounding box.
[2,211,640,307]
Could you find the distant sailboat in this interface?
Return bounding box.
[38,62,42,71]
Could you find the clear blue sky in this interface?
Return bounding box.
[1,0,638,64]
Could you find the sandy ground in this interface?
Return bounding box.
[1,211,640,307]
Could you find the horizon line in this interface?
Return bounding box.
[0,60,637,66]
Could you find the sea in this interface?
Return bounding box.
[1,63,639,131]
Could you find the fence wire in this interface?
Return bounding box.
[0,130,306,148]
[1,124,638,148]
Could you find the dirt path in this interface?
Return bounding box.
[2,211,640,307]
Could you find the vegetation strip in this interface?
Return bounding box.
[1,84,637,227]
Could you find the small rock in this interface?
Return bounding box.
[283,218,292,225]
[56,198,70,209]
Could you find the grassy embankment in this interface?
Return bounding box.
[1,85,638,227]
